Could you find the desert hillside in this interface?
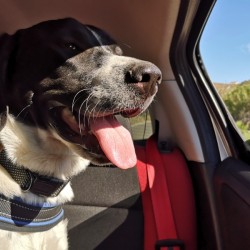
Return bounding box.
[214,81,250,140]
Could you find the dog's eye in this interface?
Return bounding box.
[65,43,79,51]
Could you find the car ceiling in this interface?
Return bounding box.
[0,0,206,162]
[0,0,180,80]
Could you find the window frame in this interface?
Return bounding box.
[186,0,250,163]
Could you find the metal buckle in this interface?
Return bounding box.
[155,239,185,250]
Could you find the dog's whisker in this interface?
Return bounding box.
[71,88,91,112]
[87,99,102,126]
[78,102,88,135]
[78,92,95,135]
[72,96,83,112]
[96,108,103,123]
[88,100,100,119]
[16,104,32,118]
[116,40,132,50]
[76,100,87,135]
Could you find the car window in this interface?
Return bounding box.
[116,110,154,141]
[200,1,250,144]
[129,110,154,140]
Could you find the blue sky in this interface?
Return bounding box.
[200,1,250,83]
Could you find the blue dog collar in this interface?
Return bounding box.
[0,194,64,232]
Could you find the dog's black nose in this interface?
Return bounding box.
[125,63,162,95]
[125,64,162,84]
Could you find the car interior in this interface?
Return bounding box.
[1,0,250,250]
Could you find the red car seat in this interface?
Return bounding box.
[136,136,197,250]
[64,135,197,250]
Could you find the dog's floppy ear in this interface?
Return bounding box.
[0,33,18,130]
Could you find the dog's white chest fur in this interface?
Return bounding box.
[0,220,68,250]
[0,115,90,249]
[0,115,89,203]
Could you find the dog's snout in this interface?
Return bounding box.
[125,63,162,96]
[125,64,161,84]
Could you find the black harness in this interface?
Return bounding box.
[0,149,69,232]
[0,194,64,232]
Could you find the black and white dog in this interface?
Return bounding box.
[0,18,161,249]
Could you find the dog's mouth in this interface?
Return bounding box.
[48,105,141,169]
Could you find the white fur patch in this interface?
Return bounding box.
[0,114,91,249]
[0,220,68,250]
[0,115,90,204]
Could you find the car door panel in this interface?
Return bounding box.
[214,158,250,250]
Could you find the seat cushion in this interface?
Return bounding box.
[64,165,144,250]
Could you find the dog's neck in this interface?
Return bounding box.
[0,115,90,205]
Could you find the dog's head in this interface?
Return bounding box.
[0,18,161,168]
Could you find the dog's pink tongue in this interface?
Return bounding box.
[89,116,136,169]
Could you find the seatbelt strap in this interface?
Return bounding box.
[136,144,157,250]
[136,136,178,249]
[146,136,178,239]
[136,136,197,250]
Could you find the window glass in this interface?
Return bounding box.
[200,1,250,143]
[117,110,154,141]
[129,111,153,140]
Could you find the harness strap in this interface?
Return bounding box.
[0,149,70,197]
[0,194,64,232]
